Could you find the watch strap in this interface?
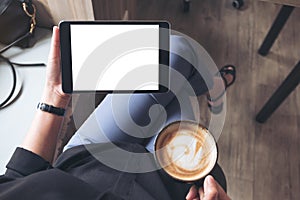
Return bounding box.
[37,103,65,116]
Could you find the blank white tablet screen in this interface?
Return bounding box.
[70,24,159,91]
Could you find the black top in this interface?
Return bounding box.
[0,143,195,200]
[0,143,226,200]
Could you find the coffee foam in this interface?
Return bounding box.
[155,121,217,182]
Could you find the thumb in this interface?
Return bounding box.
[48,26,60,61]
[46,26,61,84]
[202,175,218,200]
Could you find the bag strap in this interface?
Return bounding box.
[21,0,36,34]
[0,32,31,54]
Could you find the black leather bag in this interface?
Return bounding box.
[0,0,36,49]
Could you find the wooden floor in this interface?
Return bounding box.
[133,0,300,199]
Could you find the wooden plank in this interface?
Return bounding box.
[133,0,300,199]
[93,0,128,20]
[254,113,299,199]
[253,0,300,198]
[58,1,300,199]
[40,0,94,25]
[260,0,300,7]
[226,175,253,200]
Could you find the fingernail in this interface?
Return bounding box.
[185,192,190,199]
[206,175,215,185]
[185,191,192,199]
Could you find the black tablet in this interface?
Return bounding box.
[59,21,170,93]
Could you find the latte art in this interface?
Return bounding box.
[167,132,205,170]
[155,121,217,182]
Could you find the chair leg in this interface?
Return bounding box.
[258,5,294,56]
[183,0,190,12]
[256,61,300,123]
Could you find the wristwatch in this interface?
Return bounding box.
[37,102,65,116]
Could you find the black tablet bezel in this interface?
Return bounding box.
[59,21,170,93]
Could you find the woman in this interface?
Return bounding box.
[0,26,234,200]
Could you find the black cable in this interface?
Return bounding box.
[0,55,17,109]
[11,62,45,67]
[0,55,45,109]
[0,27,45,109]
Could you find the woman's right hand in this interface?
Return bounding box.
[186,175,231,200]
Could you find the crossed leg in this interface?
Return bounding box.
[64,35,222,151]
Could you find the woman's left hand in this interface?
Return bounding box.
[41,26,70,108]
